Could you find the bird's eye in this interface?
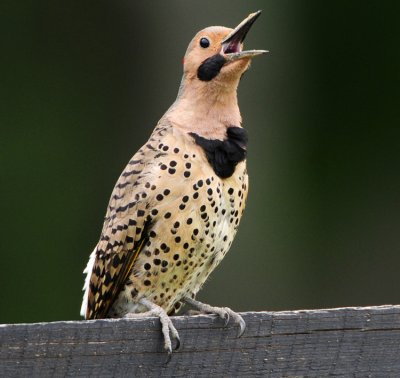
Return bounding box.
[199,37,210,48]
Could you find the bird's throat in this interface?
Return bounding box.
[167,76,242,139]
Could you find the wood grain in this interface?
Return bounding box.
[2,305,400,377]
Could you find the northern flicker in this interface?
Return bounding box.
[81,11,266,355]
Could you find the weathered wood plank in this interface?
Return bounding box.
[1,305,400,377]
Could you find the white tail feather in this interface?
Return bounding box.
[80,247,97,318]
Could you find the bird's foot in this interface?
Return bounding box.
[124,298,180,361]
[183,296,246,337]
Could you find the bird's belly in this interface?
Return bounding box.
[110,162,248,316]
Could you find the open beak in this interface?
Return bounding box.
[221,10,268,62]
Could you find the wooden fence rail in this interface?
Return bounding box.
[2,305,400,377]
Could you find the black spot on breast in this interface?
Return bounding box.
[197,54,226,81]
[190,127,248,178]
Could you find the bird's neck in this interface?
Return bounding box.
[165,76,242,140]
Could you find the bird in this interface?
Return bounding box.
[80,10,266,356]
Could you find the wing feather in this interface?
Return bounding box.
[82,123,172,319]
[84,149,152,319]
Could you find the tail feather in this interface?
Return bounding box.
[80,247,97,318]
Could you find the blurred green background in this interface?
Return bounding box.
[1,1,399,324]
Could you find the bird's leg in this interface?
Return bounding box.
[183,296,246,337]
[124,298,180,358]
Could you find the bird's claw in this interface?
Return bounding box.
[174,335,181,351]
[165,349,172,365]
[219,307,245,337]
[161,316,180,362]
[236,316,246,338]
[164,333,180,364]
[223,311,230,326]
[137,298,181,362]
[183,297,246,337]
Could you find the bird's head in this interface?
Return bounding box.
[181,11,267,89]
[168,11,266,136]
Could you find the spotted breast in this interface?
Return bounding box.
[87,121,248,318]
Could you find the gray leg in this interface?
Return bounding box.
[183,296,246,337]
[124,298,180,357]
